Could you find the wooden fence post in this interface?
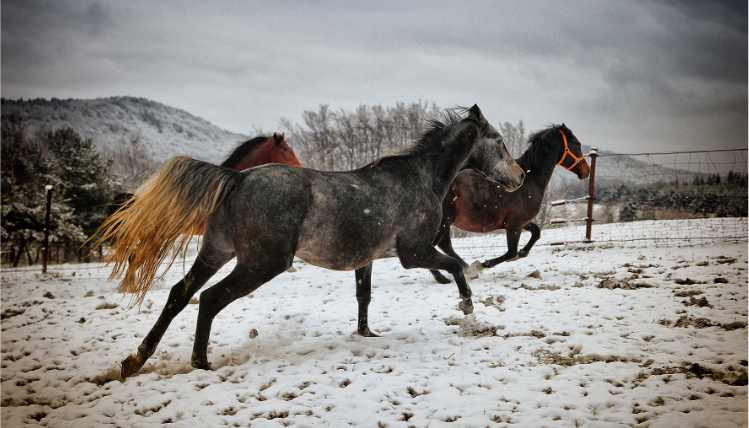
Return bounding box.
[42,185,53,274]
[585,148,598,242]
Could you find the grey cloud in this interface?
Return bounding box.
[1,0,745,154]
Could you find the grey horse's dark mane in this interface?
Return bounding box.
[360,108,468,169]
[517,125,563,176]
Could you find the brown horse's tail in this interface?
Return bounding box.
[88,156,243,305]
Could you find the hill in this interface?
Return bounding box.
[1,96,248,163]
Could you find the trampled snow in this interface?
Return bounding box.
[1,219,747,427]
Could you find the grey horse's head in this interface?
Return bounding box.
[464,105,525,192]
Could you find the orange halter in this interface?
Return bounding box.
[556,129,584,171]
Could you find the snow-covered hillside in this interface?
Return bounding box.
[1,97,248,163]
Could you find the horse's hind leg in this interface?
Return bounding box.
[355,262,379,337]
[121,249,234,379]
[191,257,292,370]
[518,222,541,258]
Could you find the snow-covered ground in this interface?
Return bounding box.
[2,219,747,427]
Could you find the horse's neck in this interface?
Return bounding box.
[236,148,272,170]
[367,122,474,197]
[241,155,270,169]
[427,142,474,196]
[518,152,557,196]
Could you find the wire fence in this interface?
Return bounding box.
[1,244,104,268]
[540,147,748,246]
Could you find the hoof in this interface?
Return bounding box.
[518,250,529,258]
[458,299,474,315]
[357,328,381,338]
[121,354,144,379]
[464,261,483,279]
[191,359,214,371]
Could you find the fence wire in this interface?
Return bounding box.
[540,148,747,247]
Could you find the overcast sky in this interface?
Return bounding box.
[2,0,747,154]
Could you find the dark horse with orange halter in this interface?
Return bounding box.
[90,105,525,378]
[429,124,590,284]
[106,133,303,223]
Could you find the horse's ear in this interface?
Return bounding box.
[467,104,484,122]
[273,133,283,145]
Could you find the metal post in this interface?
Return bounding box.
[585,148,598,242]
[42,185,53,274]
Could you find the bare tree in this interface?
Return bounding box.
[106,131,159,192]
[498,120,526,158]
[280,101,440,171]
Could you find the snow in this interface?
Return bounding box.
[2,218,747,427]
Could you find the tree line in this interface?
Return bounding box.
[279,102,528,171]
[602,176,748,222]
[552,174,748,224]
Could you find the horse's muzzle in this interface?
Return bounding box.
[495,163,525,192]
[576,161,591,180]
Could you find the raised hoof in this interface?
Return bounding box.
[458,299,474,315]
[518,250,529,258]
[464,261,483,279]
[121,354,144,379]
[357,328,381,338]
[191,359,214,371]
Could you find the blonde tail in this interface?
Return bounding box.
[88,156,242,305]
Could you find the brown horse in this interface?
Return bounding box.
[106,133,303,233]
[430,124,589,283]
[220,132,302,170]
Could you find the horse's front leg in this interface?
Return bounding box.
[518,222,541,258]
[399,243,473,315]
[431,230,471,283]
[481,227,521,270]
[430,204,459,284]
[355,262,379,337]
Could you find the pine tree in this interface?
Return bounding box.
[1,117,59,265]
[619,200,639,222]
[44,128,115,237]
